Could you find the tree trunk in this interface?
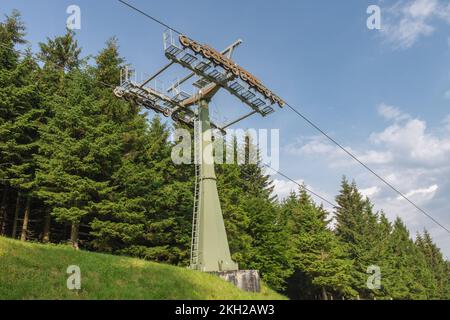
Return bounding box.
[20,196,31,241]
[321,287,328,300]
[12,192,21,238]
[0,187,8,235]
[42,209,51,243]
[70,222,79,250]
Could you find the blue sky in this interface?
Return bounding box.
[1,0,450,257]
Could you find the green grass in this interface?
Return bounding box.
[0,236,286,300]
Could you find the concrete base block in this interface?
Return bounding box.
[210,270,261,293]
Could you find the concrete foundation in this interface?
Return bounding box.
[210,270,261,293]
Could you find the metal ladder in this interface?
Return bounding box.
[190,117,201,269]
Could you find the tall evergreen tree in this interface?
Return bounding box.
[35,61,122,248]
[416,229,448,299]
[334,177,390,298]
[384,218,434,299]
[0,11,43,240]
[243,194,293,291]
[38,29,81,72]
[284,187,355,299]
[92,116,193,264]
[0,10,27,234]
[446,261,450,299]
[0,10,25,69]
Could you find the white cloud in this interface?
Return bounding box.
[378,103,411,122]
[384,18,434,48]
[360,186,381,198]
[445,115,450,130]
[289,136,391,168]
[358,150,393,164]
[406,0,439,18]
[272,178,303,200]
[445,90,450,100]
[436,2,450,23]
[382,0,450,49]
[397,184,438,200]
[294,106,450,169]
[370,118,450,166]
[290,103,450,256]
[272,178,336,213]
[294,138,338,156]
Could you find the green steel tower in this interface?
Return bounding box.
[114,30,284,275]
[190,98,238,272]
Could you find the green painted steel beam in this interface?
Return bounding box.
[192,99,238,272]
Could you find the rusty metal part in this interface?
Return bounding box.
[178,35,285,108]
[167,39,243,95]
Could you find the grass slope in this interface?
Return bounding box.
[0,237,285,300]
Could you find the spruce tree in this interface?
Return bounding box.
[416,229,448,299]
[285,187,355,299]
[216,136,252,266]
[0,10,26,233]
[35,64,121,248]
[384,218,434,299]
[88,39,194,264]
[243,195,293,290]
[0,10,25,69]
[91,114,193,265]
[334,177,390,299]
[0,11,43,240]
[446,261,450,299]
[38,29,81,72]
